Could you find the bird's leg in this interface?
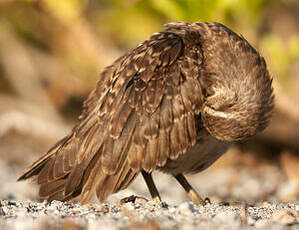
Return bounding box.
[174,174,206,205]
[141,170,161,202]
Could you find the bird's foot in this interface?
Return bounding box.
[152,195,162,203]
[188,189,206,205]
[204,197,211,205]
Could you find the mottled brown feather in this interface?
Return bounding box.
[18,21,274,204]
[53,151,66,179]
[39,178,66,198]
[37,157,55,184]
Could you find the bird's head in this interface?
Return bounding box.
[198,22,274,142]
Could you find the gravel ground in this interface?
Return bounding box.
[1,156,298,230]
[0,132,298,230]
[0,199,298,230]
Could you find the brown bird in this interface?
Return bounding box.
[18,22,274,205]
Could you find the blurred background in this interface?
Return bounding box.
[0,0,298,204]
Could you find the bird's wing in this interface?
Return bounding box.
[18,28,204,203]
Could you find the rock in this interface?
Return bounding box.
[272,210,298,225]
[0,200,297,229]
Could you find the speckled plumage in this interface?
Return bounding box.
[18,22,274,203]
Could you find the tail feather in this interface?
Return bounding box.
[64,162,87,196]
[18,132,137,203]
[18,135,71,182]
[47,188,81,202]
[47,190,65,202]
[17,154,52,181]
[37,157,55,184]
[39,178,66,197]
[53,151,67,179]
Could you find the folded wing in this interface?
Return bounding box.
[18,26,205,203]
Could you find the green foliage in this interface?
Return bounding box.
[89,0,276,46]
[261,35,299,84]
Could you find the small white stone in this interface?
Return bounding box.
[255,219,270,228]
[247,216,259,225]
[168,206,176,214]
[178,202,196,215]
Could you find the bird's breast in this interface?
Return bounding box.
[158,129,231,175]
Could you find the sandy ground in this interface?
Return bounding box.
[0,199,298,230]
[0,131,298,229]
[1,164,298,229]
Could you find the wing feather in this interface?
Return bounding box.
[37,157,55,184]
[39,178,66,198]
[18,25,204,203]
[102,109,136,174]
[53,152,66,179]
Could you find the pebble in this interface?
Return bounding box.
[272,210,298,225]
[178,202,195,215]
[0,208,5,216]
[0,200,297,230]
[213,210,238,223]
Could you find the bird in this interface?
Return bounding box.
[18,22,274,205]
